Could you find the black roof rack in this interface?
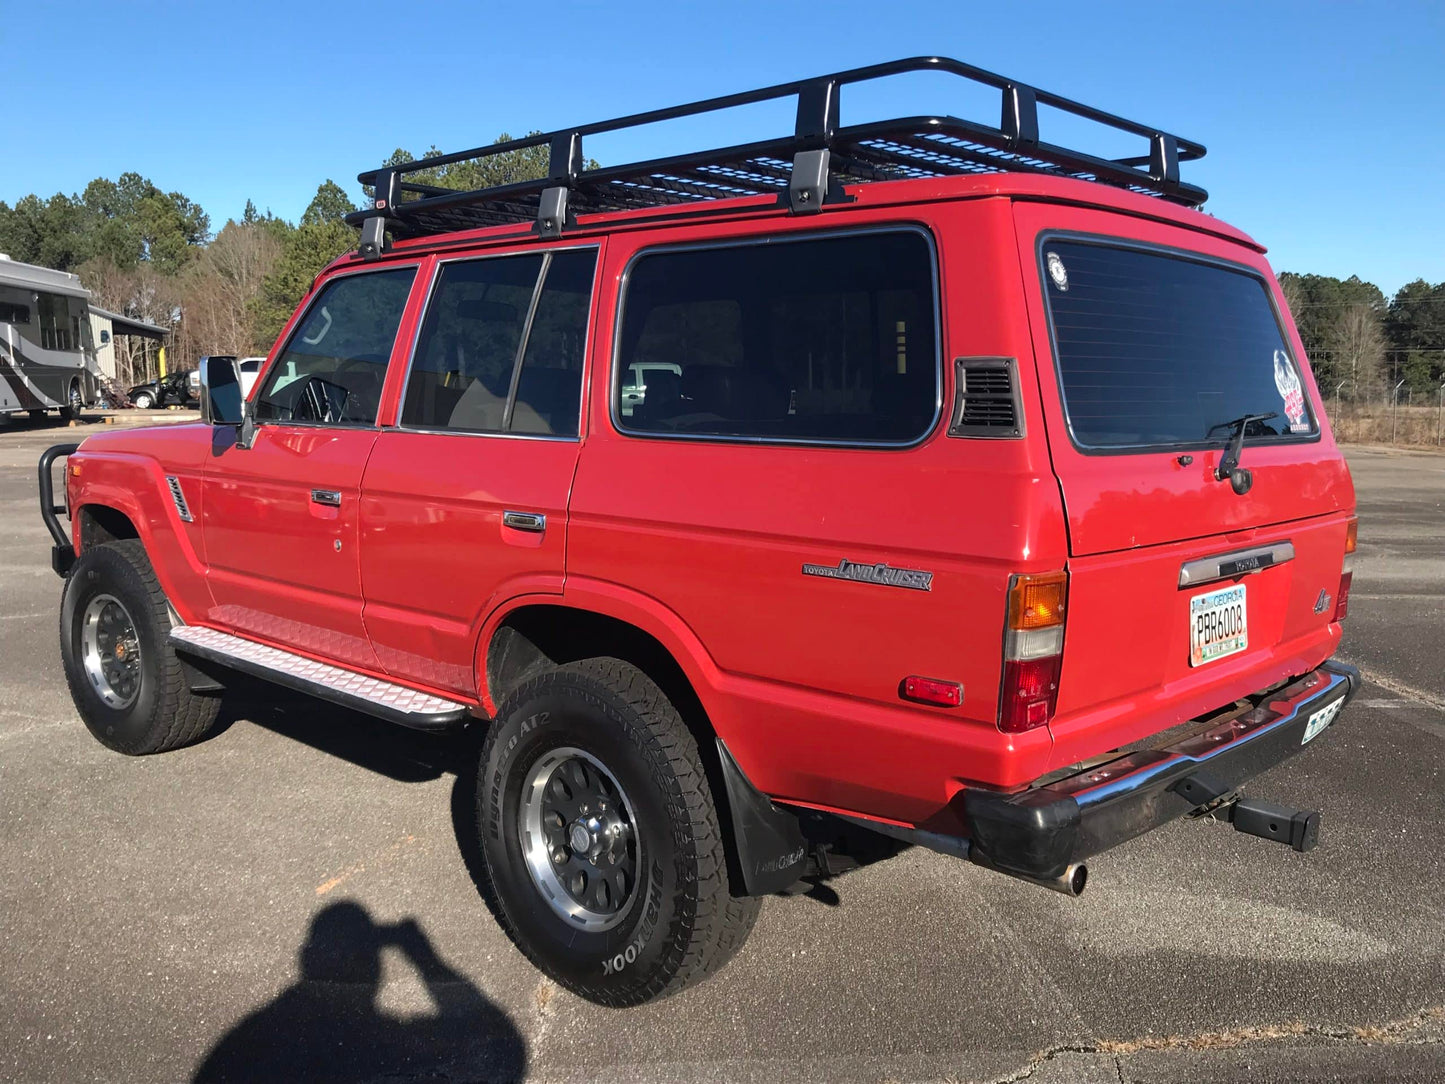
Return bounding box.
[348,55,1206,259]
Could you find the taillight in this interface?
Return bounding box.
[1333,516,1357,622]
[1000,571,1067,734]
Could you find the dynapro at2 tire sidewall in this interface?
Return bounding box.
[478,667,702,1004]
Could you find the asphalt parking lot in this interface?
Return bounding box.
[1,413,1442,1083]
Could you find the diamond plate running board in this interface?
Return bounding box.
[170,626,470,731]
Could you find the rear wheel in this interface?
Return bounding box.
[60,540,222,754]
[476,658,759,1006]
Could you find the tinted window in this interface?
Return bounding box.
[37,293,79,351]
[511,250,596,435]
[402,248,595,436]
[1042,241,1316,450]
[0,301,30,325]
[254,268,415,425]
[616,231,938,443]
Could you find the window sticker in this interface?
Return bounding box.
[1046,251,1069,292]
[1272,349,1309,432]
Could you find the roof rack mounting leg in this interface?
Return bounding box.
[358,168,399,260]
[1149,133,1180,187]
[1001,83,1040,147]
[788,148,832,214]
[536,186,573,240]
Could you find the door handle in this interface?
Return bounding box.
[311,489,342,507]
[502,510,546,532]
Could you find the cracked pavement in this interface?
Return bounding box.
[1,416,1443,1083]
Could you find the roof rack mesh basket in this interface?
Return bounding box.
[348,56,1206,257]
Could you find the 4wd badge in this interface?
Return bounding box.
[802,559,934,592]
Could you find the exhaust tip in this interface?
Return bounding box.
[1064,862,1088,897]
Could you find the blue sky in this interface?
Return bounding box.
[6,0,1443,295]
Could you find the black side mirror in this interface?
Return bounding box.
[199,355,255,449]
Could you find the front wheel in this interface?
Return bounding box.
[132,391,154,410]
[60,540,222,754]
[476,658,759,1006]
[60,380,83,421]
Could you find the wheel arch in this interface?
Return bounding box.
[482,595,807,896]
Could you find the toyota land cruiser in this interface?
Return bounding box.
[40,57,1359,1007]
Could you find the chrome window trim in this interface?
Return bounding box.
[251,262,422,432]
[393,243,601,440]
[1033,231,1323,457]
[608,223,944,450]
[1178,542,1296,588]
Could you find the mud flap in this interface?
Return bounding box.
[716,740,809,895]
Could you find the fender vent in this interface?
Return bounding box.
[949,357,1023,438]
[165,475,193,523]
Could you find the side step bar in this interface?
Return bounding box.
[170,626,471,731]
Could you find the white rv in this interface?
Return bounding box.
[0,254,101,418]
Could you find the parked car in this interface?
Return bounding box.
[40,58,1359,1008]
[237,356,266,399]
[127,369,199,410]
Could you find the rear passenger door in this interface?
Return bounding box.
[358,245,599,695]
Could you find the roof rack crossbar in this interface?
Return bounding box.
[348,56,1207,253]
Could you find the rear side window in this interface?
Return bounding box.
[402,248,596,436]
[0,301,30,324]
[1041,240,1316,450]
[615,230,938,444]
[254,268,416,426]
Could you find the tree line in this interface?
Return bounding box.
[1277,273,1443,400]
[2,159,1441,399]
[0,135,566,385]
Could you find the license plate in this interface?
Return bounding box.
[1189,584,1248,667]
[1301,697,1345,745]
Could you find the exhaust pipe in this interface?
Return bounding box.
[837,816,1088,897]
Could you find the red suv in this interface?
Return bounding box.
[40,58,1359,1007]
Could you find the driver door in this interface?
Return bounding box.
[201,265,421,671]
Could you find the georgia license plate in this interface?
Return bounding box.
[1189,584,1248,667]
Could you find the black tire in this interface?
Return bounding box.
[60,539,221,755]
[132,391,154,410]
[477,658,760,1006]
[60,380,83,421]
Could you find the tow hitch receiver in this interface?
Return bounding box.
[1228,798,1320,853]
[1175,771,1321,853]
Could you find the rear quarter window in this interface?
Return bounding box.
[1040,239,1316,451]
[614,229,939,445]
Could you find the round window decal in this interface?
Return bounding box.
[1046,251,1069,291]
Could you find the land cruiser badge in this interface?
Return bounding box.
[802,559,934,592]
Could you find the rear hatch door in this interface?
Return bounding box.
[1013,204,1354,761]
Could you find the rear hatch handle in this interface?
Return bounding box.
[1209,411,1278,494]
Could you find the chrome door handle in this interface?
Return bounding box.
[502,510,546,532]
[311,489,342,507]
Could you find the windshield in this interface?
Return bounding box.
[1040,239,1316,451]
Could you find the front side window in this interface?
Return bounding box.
[253,268,416,426]
[615,230,939,444]
[1041,239,1317,450]
[402,248,596,436]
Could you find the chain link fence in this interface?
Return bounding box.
[1324,379,1445,446]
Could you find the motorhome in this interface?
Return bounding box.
[0,254,101,418]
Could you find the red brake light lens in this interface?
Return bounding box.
[1000,655,1063,734]
[1333,571,1353,622]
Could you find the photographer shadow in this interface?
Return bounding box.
[193,901,525,1083]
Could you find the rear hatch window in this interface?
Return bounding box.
[1041,239,1316,451]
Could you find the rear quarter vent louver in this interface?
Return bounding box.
[949,357,1023,438]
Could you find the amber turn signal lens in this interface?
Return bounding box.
[1007,571,1068,630]
[1344,517,1358,554]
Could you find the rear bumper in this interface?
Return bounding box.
[961,660,1361,880]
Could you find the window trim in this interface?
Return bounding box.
[251,262,422,432]
[609,223,944,450]
[1035,230,1322,457]
[393,243,601,443]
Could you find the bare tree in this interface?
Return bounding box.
[1329,302,1387,394]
